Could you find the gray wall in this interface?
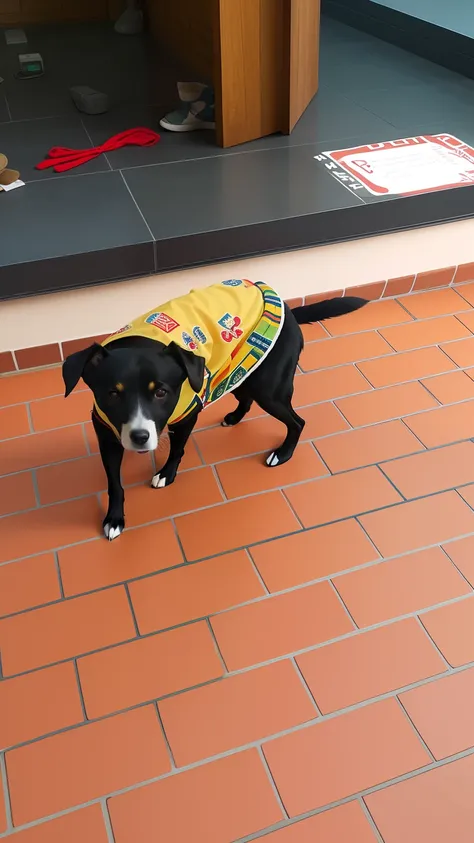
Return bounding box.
[370,0,474,38]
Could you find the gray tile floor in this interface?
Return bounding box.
[1,16,474,291]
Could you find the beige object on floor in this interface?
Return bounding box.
[0,153,20,190]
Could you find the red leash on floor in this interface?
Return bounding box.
[35,128,160,172]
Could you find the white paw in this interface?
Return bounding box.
[266,452,280,467]
[221,420,230,427]
[151,473,167,488]
[104,523,123,541]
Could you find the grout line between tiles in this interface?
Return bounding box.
[376,462,407,501]
[375,328,398,354]
[118,170,155,240]
[258,746,289,820]
[72,659,88,722]
[308,438,332,475]
[291,657,323,717]
[191,433,206,466]
[206,617,229,675]
[29,468,42,509]
[24,402,34,435]
[246,548,270,595]
[328,397,353,429]
[101,799,116,843]
[210,463,227,501]
[358,797,385,843]
[170,516,188,564]
[81,422,92,455]
[9,351,19,373]
[395,695,436,763]
[53,550,65,599]
[455,486,474,514]
[438,543,474,592]
[415,613,455,671]
[398,415,427,449]
[280,490,305,530]
[124,583,140,637]
[328,578,359,629]
[353,518,383,560]
[0,754,12,831]
[350,361,374,391]
[154,703,176,770]
[233,817,309,842]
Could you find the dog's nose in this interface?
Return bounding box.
[130,429,150,447]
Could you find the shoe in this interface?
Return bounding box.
[160,82,215,132]
[114,2,143,34]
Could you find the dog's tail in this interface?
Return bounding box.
[291,296,368,324]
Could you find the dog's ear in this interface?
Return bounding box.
[167,342,205,393]
[62,343,108,397]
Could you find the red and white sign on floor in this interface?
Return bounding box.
[319,134,474,196]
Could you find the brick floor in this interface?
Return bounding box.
[2,285,474,840]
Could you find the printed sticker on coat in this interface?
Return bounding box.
[218,313,243,343]
[247,331,272,352]
[145,312,179,333]
[228,366,246,388]
[221,279,242,287]
[182,331,198,351]
[192,326,207,344]
[210,378,230,401]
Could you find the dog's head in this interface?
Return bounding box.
[62,342,205,452]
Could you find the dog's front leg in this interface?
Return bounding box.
[152,412,198,489]
[94,415,125,540]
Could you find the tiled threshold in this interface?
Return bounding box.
[1,219,474,372]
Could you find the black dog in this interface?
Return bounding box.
[63,292,366,540]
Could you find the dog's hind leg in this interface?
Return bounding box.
[221,386,253,427]
[255,391,305,467]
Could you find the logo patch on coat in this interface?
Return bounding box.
[247,331,272,353]
[192,326,207,344]
[218,313,243,343]
[181,331,198,351]
[228,366,246,388]
[145,312,179,333]
[221,279,242,287]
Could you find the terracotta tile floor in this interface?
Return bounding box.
[3,285,474,841]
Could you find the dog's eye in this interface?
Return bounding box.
[154,387,167,399]
[109,390,120,400]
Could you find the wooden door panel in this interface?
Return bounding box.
[214,0,285,147]
[286,0,320,132]
[214,0,320,146]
